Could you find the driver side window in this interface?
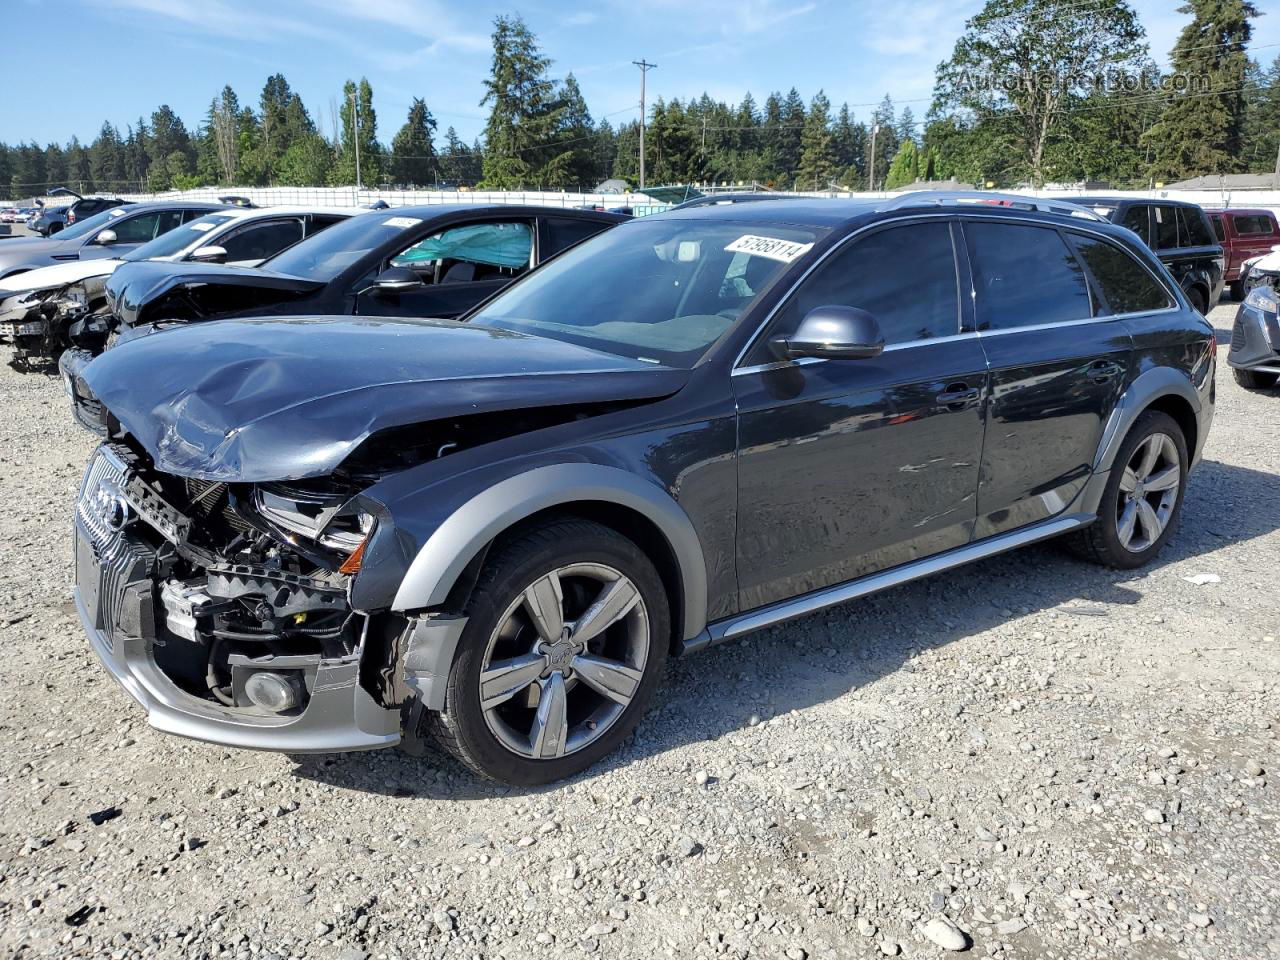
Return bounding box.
[390,220,533,284]
[751,221,960,363]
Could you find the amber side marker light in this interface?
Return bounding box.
[340,538,368,575]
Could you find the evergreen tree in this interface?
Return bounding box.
[335,78,382,186]
[480,15,566,188]
[66,137,92,192]
[89,122,126,190]
[884,139,921,188]
[831,103,867,187]
[895,106,917,145]
[777,87,806,185]
[1143,0,1259,179]
[1244,54,1280,173]
[868,96,900,189]
[558,74,597,189]
[256,74,311,183]
[277,132,335,186]
[796,90,836,190]
[389,98,438,186]
[437,126,471,183]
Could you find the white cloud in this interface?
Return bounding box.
[564,11,600,27]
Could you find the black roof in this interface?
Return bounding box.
[1074,195,1206,210]
[375,203,628,224]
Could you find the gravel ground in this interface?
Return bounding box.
[1,301,1276,960]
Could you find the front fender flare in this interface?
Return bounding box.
[390,463,709,641]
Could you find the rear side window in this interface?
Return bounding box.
[1069,235,1172,315]
[544,217,611,257]
[1232,214,1274,236]
[1153,205,1179,249]
[774,221,960,345]
[1178,208,1214,247]
[1121,205,1151,245]
[965,222,1092,329]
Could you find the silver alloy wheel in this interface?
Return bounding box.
[1116,432,1180,552]
[478,562,650,760]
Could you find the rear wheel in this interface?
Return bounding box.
[1187,286,1208,315]
[427,519,669,785]
[1230,279,1245,302]
[1068,411,1187,569]
[1232,366,1278,390]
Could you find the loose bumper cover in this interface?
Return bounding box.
[73,445,402,752]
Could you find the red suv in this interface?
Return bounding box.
[1208,208,1280,300]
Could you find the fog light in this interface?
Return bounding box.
[243,672,300,713]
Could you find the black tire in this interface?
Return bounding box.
[1232,366,1278,390]
[1067,410,1188,569]
[1187,286,1208,315]
[427,519,670,785]
[1229,280,1245,302]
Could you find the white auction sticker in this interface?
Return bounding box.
[724,234,813,263]
[189,222,216,232]
[383,216,422,228]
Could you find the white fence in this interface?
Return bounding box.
[9,184,1280,219]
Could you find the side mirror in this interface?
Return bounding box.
[372,266,423,294]
[770,305,885,361]
[94,229,118,245]
[189,245,228,264]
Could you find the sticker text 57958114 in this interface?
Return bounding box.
[724,234,814,263]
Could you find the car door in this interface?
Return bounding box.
[355,217,536,319]
[960,218,1133,539]
[733,217,988,611]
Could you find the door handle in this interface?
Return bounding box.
[936,383,980,409]
[1088,360,1122,382]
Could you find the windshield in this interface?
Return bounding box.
[57,206,129,242]
[265,211,407,280]
[123,213,237,261]
[468,218,825,366]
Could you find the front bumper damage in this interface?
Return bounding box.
[73,443,404,752]
[1227,290,1280,375]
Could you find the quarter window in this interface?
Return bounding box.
[772,221,960,346]
[965,222,1092,329]
[1069,235,1171,315]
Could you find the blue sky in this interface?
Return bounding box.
[7,0,1280,146]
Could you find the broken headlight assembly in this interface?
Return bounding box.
[254,483,375,563]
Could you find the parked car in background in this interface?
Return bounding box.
[0,207,355,371]
[1,207,33,224]
[1240,246,1280,296]
[1228,285,1280,390]
[63,205,626,426]
[0,201,230,281]
[70,193,1214,784]
[1207,208,1280,300]
[32,189,132,236]
[1076,197,1224,313]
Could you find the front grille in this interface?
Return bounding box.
[77,446,158,653]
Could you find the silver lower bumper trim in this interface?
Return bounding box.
[75,585,401,754]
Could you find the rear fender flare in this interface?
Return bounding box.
[390,463,709,642]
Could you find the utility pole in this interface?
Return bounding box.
[1274,138,1280,191]
[868,124,881,193]
[633,59,657,189]
[350,88,362,191]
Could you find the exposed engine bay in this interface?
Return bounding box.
[89,439,384,717]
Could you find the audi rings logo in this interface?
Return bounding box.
[93,481,132,531]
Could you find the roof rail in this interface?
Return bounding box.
[875,190,1107,223]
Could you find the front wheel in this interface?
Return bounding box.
[427,519,670,785]
[1068,411,1188,569]
[1232,366,1278,391]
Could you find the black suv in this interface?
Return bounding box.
[33,188,131,236]
[71,193,1215,785]
[1076,196,1224,313]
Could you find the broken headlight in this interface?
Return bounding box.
[254,483,374,553]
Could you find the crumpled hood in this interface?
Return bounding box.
[0,257,124,294]
[106,260,322,328]
[82,315,688,482]
[1245,249,1280,274]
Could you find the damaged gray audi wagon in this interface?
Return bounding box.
[73,194,1216,784]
